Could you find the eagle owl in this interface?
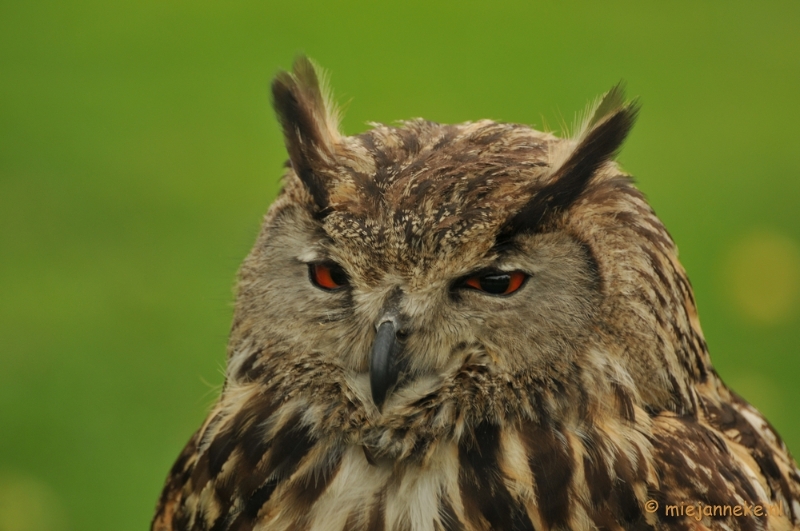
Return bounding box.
[152,57,800,531]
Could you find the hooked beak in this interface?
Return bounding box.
[369,320,403,410]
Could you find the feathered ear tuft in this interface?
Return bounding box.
[272,56,342,214]
[502,83,639,237]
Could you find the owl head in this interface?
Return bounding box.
[226,58,710,457]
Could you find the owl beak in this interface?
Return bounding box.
[369,320,403,410]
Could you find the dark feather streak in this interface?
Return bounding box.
[521,424,574,528]
[458,422,536,531]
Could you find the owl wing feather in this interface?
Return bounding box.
[645,388,800,531]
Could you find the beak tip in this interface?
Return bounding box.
[369,320,401,410]
[372,395,385,413]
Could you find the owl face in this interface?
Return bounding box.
[227,58,653,425]
[234,149,601,411]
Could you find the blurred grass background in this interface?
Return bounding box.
[1,1,799,529]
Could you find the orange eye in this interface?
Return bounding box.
[463,271,527,295]
[309,262,349,290]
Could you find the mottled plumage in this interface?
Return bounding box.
[153,57,800,531]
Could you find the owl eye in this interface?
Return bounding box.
[462,271,527,295]
[309,262,350,290]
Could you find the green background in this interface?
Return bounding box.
[1,1,799,529]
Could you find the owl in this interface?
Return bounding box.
[152,57,800,531]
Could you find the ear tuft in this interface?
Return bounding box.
[272,56,342,213]
[585,82,629,132]
[502,83,639,237]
